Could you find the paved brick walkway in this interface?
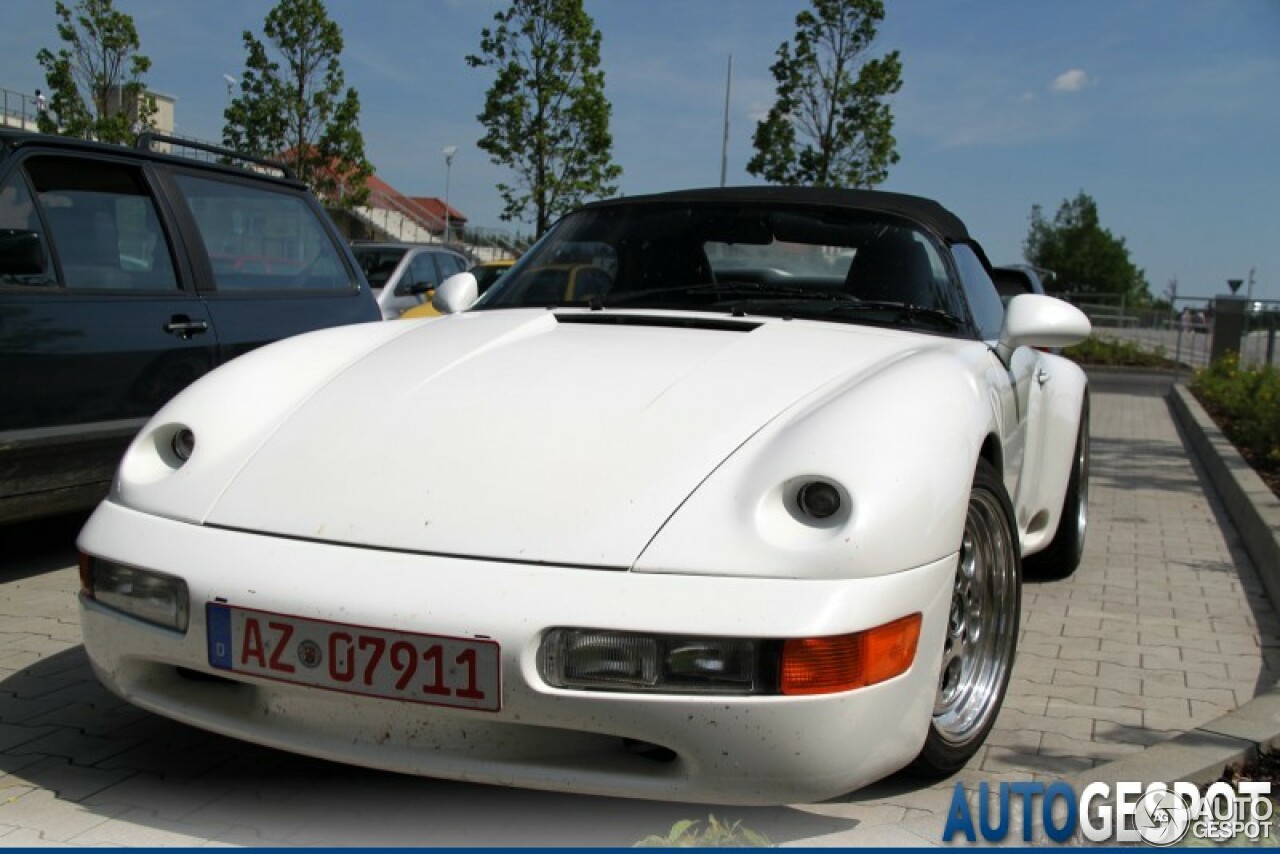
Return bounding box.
[0,373,1276,846]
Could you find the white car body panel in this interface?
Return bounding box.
[1014,351,1090,554]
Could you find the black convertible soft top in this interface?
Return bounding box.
[580,186,972,244]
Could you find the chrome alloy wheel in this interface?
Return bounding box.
[932,487,1019,746]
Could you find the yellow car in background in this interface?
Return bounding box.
[400,259,515,319]
[408,261,612,317]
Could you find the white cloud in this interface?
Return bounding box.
[1051,69,1089,93]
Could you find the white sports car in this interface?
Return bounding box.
[78,187,1091,805]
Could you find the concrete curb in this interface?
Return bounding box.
[1065,382,1280,793]
[1168,383,1280,612]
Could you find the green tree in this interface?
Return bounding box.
[1024,192,1150,305]
[748,0,902,188]
[467,0,621,237]
[222,0,371,207]
[35,0,156,144]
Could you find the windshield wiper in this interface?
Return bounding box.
[850,300,965,330]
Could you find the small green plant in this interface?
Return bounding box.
[634,815,773,848]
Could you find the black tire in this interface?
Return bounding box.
[909,458,1020,777]
[1024,399,1090,581]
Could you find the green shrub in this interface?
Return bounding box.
[1192,354,1280,469]
[1062,335,1174,368]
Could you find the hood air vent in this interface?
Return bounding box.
[554,313,760,333]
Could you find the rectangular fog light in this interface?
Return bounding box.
[540,629,660,689]
[88,558,190,633]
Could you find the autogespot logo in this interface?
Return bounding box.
[942,779,1273,845]
[1133,788,1192,846]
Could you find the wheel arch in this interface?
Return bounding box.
[979,432,1003,479]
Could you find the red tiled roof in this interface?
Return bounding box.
[410,196,468,225]
[363,174,467,232]
[366,174,400,198]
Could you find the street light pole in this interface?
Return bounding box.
[442,145,458,244]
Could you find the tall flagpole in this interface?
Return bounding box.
[720,54,732,187]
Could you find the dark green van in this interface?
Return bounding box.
[0,131,379,523]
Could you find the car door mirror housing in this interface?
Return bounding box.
[433,272,479,314]
[998,294,1091,355]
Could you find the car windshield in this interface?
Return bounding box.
[473,263,510,294]
[474,203,968,333]
[353,246,408,288]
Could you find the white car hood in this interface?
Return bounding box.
[205,310,939,567]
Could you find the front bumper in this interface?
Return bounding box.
[78,500,955,805]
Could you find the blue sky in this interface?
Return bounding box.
[2,0,1277,301]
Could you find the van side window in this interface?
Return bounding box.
[174,173,354,292]
[0,172,55,287]
[22,156,179,291]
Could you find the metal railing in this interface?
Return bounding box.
[353,204,439,244]
[1073,295,1279,373]
[1,86,43,131]
[351,189,520,261]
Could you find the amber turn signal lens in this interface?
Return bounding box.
[780,613,922,695]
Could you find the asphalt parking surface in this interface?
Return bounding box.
[0,372,1276,846]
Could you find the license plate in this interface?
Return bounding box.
[206,603,500,712]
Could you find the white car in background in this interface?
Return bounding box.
[78,187,1091,804]
[351,241,471,319]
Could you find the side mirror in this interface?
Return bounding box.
[997,294,1091,357]
[433,271,479,314]
[0,229,46,276]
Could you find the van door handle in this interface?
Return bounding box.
[165,315,210,339]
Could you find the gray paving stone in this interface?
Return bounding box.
[2,756,137,804]
[6,727,145,767]
[0,789,125,843]
[69,808,235,847]
[0,722,60,753]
